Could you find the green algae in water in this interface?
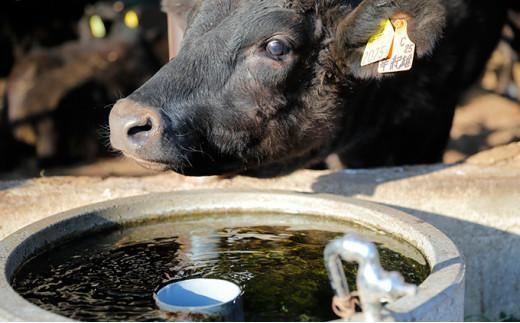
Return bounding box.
[12,213,430,322]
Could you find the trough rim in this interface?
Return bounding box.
[0,189,465,321]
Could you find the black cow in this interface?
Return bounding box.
[109,0,510,177]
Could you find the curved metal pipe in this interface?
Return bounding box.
[324,239,351,299]
[324,234,417,322]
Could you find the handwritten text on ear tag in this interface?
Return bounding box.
[378,19,416,73]
[361,19,395,67]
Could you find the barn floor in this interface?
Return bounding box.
[445,89,520,163]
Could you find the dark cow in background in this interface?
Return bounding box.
[109,0,512,177]
[0,0,168,171]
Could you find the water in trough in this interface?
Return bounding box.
[12,213,429,321]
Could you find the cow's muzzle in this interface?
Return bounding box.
[109,98,169,170]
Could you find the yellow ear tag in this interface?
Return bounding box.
[361,19,395,67]
[378,19,416,73]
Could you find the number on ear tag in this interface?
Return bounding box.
[361,19,395,67]
[378,19,416,73]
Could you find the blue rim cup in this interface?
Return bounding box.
[154,278,244,321]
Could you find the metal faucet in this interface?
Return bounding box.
[324,234,417,321]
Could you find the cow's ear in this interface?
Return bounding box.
[333,0,446,79]
[161,0,198,58]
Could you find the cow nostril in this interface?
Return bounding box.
[110,99,163,152]
[127,118,153,137]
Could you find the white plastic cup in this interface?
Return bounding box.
[154,278,243,321]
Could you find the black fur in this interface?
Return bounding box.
[111,0,509,177]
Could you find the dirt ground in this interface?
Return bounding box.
[444,89,520,163]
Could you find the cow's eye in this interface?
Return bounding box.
[266,39,291,58]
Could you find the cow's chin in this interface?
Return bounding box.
[122,153,171,172]
[124,155,298,178]
[185,147,329,178]
[238,147,331,178]
[123,146,327,178]
[240,158,318,178]
[123,153,247,177]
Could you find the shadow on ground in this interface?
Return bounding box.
[311,163,456,197]
[0,179,27,191]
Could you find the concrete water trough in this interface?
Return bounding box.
[0,190,464,321]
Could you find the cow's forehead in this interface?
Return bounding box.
[195,0,286,13]
[186,0,304,40]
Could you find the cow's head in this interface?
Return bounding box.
[109,0,445,177]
